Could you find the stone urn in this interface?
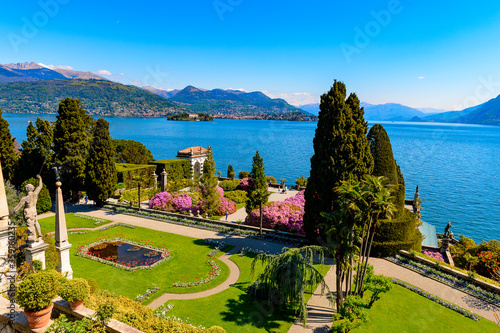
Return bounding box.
[24,303,54,329]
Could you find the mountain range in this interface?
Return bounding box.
[0,62,106,83]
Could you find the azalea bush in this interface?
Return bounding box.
[245,191,305,234]
[238,178,251,192]
[476,251,500,279]
[215,197,237,215]
[149,192,192,214]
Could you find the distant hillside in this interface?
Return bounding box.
[298,103,320,115]
[455,93,500,125]
[169,85,314,117]
[363,103,426,121]
[0,79,187,116]
[143,86,180,99]
[0,62,107,84]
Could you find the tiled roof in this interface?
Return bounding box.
[177,146,207,154]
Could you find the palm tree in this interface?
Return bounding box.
[251,246,330,326]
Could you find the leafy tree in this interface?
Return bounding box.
[295,176,307,188]
[86,119,117,206]
[112,139,154,164]
[53,98,94,200]
[304,81,373,241]
[200,147,220,217]
[0,109,19,182]
[238,170,250,179]
[21,177,52,214]
[250,246,329,327]
[246,151,270,236]
[227,164,235,179]
[332,295,368,333]
[18,117,54,186]
[5,181,23,226]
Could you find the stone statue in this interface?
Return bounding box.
[443,221,451,238]
[10,175,43,244]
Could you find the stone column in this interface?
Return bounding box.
[161,169,167,192]
[55,181,73,279]
[152,171,157,189]
[0,161,15,292]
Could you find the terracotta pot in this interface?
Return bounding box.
[24,302,53,329]
[70,300,84,311]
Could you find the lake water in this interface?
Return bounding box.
[4,113,500,243]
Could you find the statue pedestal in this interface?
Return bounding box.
[25,241,49,270]
[440,237,450,254]
[56,242,73,279]
[0,227,12,292]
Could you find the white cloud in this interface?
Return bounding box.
[418,76,425,80]
[120,73,125,76]
[265,92,318,106]
[96,70,112,76]
[226,87,248,92]
[38,63,73,70]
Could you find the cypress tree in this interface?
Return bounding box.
[53,98,94,199]
[227,164,235,179]
[200,147,220,217]
[246,151,270,236]
[18,117,54,184]
[303,81,373,241]
[86,118,117,206]
[0,109,19,182]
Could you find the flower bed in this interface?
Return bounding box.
[134,283,159,303]
[422,249,445,262]
[389,254,500,305]
[392,279,480,321]
[76,236,172,271]
[154,303,175,317]
[74,213,109,225]
[172,259,221,287]
[238,247,276,257]
[98,223,136,232]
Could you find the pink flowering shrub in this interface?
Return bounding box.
[171,193,193,214]
[215,197,237,215]
[423,249,445,262]
[239,178,251,192]
[216,186,224,197]
[245,191,305,234]
[149,192,173,210]
[149,191,192,214]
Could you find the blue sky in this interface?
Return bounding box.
[1,0,500,110]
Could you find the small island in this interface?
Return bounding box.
[167,112,213,121]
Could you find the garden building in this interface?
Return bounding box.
[176,146,208,177]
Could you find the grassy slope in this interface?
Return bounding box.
[354,284,498,333]
[38,215,230,302]
[167,254,330,333]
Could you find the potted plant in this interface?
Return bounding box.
[16,270,64,329]
[59,278,91,311]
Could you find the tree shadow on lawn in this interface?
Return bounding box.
[220,290,296,331]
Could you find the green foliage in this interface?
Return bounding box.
[218,179,240,191]
[224,190,248,204]
[266,176,277,184]
[295,176,307,187]
[116,163,155,189]
[0,108,18,182]
[246,151,270,216]
[32,260,43,272]
[18,117,54,185]
[5,181,23,225]
[304,81,373,241]
[332,295,368,333]
[53,98,94,198]
[250,246,328,327]
[60,278,91,302]
[238,170,250,179]
[86,118,117,206]
[43,233,59,270]
[16,270,64,311]
[20,177,52,214]
[371,234,423,258]
[121,188,158,203]
[48,314,106,333]
[227,164,235,179]
[151,159,191,183]
[112,139,154,164]
[0,79,187,116]
[86,278,98,295]
[200,147,220,217]
[95,302,116,325]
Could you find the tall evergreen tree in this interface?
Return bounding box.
[200,147,220,217]
[53,98,94,199]
[246,151,270,236]
[303,81,373,241]
[18,117,54,184]
[86,118,117,206]
[0,109,19,182]
[227,164,235,179]
[112,139,154,164]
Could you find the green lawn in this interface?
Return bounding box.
[353,284,498,333]
[166,254,331,333]
[39,213,112,232]
[38,217,231,303]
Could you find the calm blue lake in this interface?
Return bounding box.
[4,113,500,243]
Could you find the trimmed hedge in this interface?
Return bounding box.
[150,159,191,182]
[116,163,155,189]
[372,232,422,257]
[219,179,240,192]
[224,190,248,204]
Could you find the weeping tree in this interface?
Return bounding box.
[250,246,330,327]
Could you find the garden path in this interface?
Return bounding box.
[64,205,499,330]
